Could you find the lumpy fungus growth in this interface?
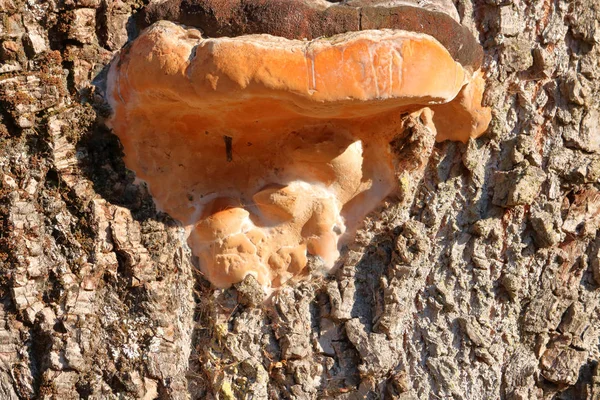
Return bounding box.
[107,0,491,290]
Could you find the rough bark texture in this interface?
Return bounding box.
[0,0,599,399]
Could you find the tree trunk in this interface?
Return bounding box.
[0,0,599,398]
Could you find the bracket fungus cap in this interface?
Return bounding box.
[108,2,491,291]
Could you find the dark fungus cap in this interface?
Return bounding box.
[138,0,483,70]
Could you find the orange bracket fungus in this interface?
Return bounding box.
[107,0,491,290]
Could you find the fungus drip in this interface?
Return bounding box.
[107,1,491,290]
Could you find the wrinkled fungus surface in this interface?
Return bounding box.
[107,12,490,290]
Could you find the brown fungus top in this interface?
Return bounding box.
[138,0,483,69]
[108,2,491,291]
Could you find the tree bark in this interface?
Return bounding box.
[0,0,599,399]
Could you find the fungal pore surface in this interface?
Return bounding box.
[107,2,491,290]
